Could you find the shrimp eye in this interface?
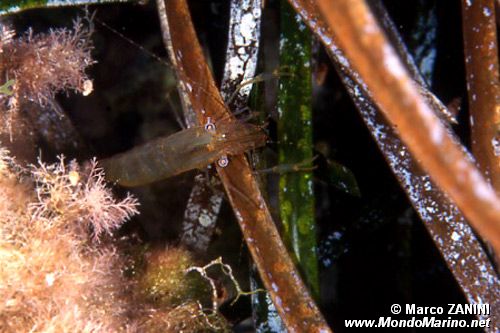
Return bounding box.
[217,155,229,168]
[204,117,216,133]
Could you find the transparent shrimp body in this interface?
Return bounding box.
[101,118,265,187]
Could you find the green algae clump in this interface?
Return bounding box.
[138,247,209,307]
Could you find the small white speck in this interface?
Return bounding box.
[491,137,500,156]
[431,125,444,144]
[82,80,93,96]
[45,273,56,287]
[383,45,406,78]
[198,213,213,227]
[451,232,461,241]
[363,21,377,34]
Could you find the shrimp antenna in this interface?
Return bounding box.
[86,10,265,127]
[82,8,172,68]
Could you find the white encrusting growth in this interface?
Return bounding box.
[326,43,499,324]
[181,173,224,251]
[240,13,257,40]
[220,0,262,106]
[352,80,499,323]
[182,0,262,253]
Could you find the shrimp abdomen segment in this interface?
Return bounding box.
[102,127,218,187]
[101,120,266,187]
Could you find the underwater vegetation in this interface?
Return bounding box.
[0,18,93,138]
[0,147,231,331]
[0,0,499,332]
[0,149,134,331]
[0,15,231,332]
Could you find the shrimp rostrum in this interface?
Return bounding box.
[101,118,266,187]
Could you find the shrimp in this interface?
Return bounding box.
[101,118,266,187]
